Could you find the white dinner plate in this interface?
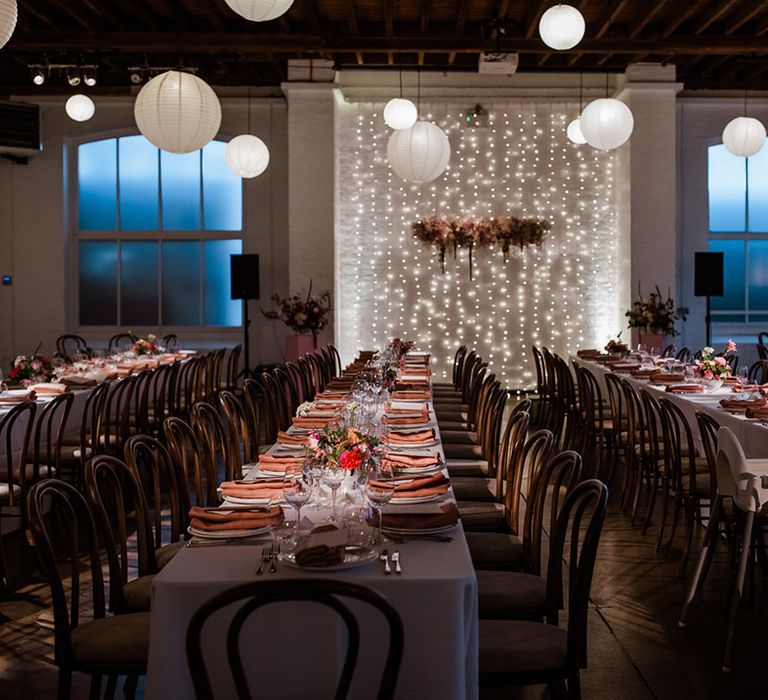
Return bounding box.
[221,495,274,506]
[187,524,272,539]
[280,545,378,571]
[388,423,434,432]
[386,440,439,449]
[394,467,445,477]
[391,493,447,505]
[382,524,458,536]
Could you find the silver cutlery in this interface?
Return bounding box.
[186,536,269,548]
[380,548,391,574]
[391,551,402,574]
[256,546,271,575]
[269,543,279,573]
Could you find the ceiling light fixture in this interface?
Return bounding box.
[82,65,97,87]
[66,67,81,86]
[0,0,17,50]
[224,0,294,22]
[567,73,587,145]
[226,87,270,178]
[538,3,586,51]
[30,65,45,86]
[722,90,766,158]
[65,94,95,122]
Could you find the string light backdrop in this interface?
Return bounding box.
[335,100,623,386]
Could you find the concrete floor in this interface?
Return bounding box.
[0,476,766,699]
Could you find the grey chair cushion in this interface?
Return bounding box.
[444,445,484,462]
[458,501,505,531]
[122,575,154,612]
[441,430,479,446]
[58,444,92,463]
[479,620,567,676]
[446,460,489,478]
[433,401,468,412]
[437,419,471,431]
[70,612,150,667]
[477,571,547,619]
[156,541,184,569]
[466,532,523,571]
[452,477,498,501]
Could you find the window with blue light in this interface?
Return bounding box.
[76,135,243,328]
[707,141,768,323]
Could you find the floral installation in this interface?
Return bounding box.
[296,401,316,417]
[696,340,737,381]
[411,215,551,278]
[367,338,414,389]
[625,285,688,337]
[8,343,55,387]
[604,332,629,356]
[131,332,160,356]
[306,426,381,472]
[262,282,332,346]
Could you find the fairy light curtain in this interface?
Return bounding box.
[335,100,623,387]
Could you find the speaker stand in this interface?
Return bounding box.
[241,299,253,381]
[705,294,712,348]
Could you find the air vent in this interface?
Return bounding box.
[0,102,41,157]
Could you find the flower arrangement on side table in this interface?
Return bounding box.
[262,283,332,347]
[604,332,629,356]
[625,285,688,337]
[695,340,737,384]
[8,343,55,387]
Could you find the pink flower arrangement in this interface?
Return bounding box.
[307,426,381,472]
[263,282,332,342]
[695,341,736,380]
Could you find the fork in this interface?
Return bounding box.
[269,543,279,573]
[256,546,271,575]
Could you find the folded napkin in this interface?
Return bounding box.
[746,406,768,420]
[29,383,67,394]
[314,392,350,401]
[0,390,34,403]
[258,454,304,473]
[381,451,442,470]
[612,362,640,372]
[189,505,283,532]
[391,390,432,401]
[387,428,435,445]
[379,502,459,531]
[629,368,654,377]
[731,384,768,395]
[386,413,431,426]
[304,410,338,419]
[356,351,376,362]
[294,524,346,567]
[386,401,429,414]
[370,473,449,500]
[577,349,601,357]
[292,416,331,430]
[666,384,705,394]
[219,480,284,500]
[60,375,98,387]
[277,431,309,446]
[650,372,685,385]
[396,381,430,391]
[719,397,768,410]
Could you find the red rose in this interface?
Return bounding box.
[338,449,363,471]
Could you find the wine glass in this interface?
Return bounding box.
[283,464,311,536]
[736,365,749,387]
[636,343,648,356]
[365,464,395,545]
[323,467,346,522]
[51,356,66,380]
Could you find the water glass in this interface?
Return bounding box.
[366,466,395,545]
[283,465,311,535]
[736,365,749,386]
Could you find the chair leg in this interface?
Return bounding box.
[104,674,117,700]
[630,459,646,525]
[57,668,72,700]
[722,510,754,673]
[678,497,697,579]
[89,674,103,700]
[567,670,582,700]
[641,472,660,536]
[123,674,139,700]
[665,489,683,552]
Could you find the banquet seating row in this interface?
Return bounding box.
[54,332,181,362]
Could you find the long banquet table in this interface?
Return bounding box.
[576,357,768,458]
[145,360,479,700]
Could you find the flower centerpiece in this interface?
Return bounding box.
[262,282,332,348]
[131,333,160,356]
[307,425,381,473]
[626,285,688,353]
[695,340,736,386]
[8,343,55,387]
[604,332,629,357]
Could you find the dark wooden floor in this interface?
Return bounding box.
[1,467,766,699]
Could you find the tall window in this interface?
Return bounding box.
[76,135,243,328]
[708,142,768,324]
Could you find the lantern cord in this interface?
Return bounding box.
[605,72,609,99]
[578,72,583,112]
[248,85,252,135]
[417,69,421,114]
[744,89,748,117]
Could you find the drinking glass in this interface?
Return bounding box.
[636,343,648,356]
[51,356,66,379]
[366,464,395,545]
[736,365,749,387]
[323,467,346,522]
[283,464,311,536]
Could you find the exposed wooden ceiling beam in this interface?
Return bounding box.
[302,0,321,34]
[384,0,394,66]
[421,0,431,35]
[448,0,470,65]
[19,4,60,32]
[524,1,550,39]
[177,0,226,32]
[724,3,768,34]
[594,0,632,40]
[661,0,709,38]
[694,0,741,35]
[627,0,668,39]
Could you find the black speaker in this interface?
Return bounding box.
[230,254,260,300]
[694,252,724,297]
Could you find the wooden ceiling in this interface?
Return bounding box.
[2,0,768,93]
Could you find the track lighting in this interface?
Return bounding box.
[66,67,81,86]
[30,65,45,86]
[82,65,97,87]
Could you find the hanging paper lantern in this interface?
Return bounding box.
[539,4,585,51]
[580,98,634,150]
[134,70,221,154]
[384,98,418,130]
[223,0,293,21]
[722,116,767,158]
[226,134,270,178]
[65,94,95,122]
[566,117,587,145]
[0,0,17,50]
[387,121,451,184]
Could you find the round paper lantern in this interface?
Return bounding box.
[722,116,767,158]
[566,117,587,145]
[0,0,17,50]
[580,98,634,150]
[224,0,293,21]
[134,70,221,154]
[384,98,418,130]
[226,134,270,178]
[539,4,585,51]
[65,94,95,122]
[387,121,451,184]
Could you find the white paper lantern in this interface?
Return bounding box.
[566,117,587,145]
[65,94,95,122]
[134,70,221,154]
[0,0,17,50]
[580,98,634,150]
[539,4,585,51]
[224,0,293,21]
[226,134,270,178]
[387,121,450,184]
[722,116,767,158]
[384,98,418,130]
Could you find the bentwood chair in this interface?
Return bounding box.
[124,434,189,569]
[107,332,134,354]
[679,427,768,673]
[186,580,404,700]
[164,416,218,508]
[242,378,266,454]
[55,334,92,362]
[27,392,74,483]
[478,479,608,699]
[27,479,149,699]
[219,390,258,467]
[748,359,768,384]
[192,400,242,483]
[161,333,179,352]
